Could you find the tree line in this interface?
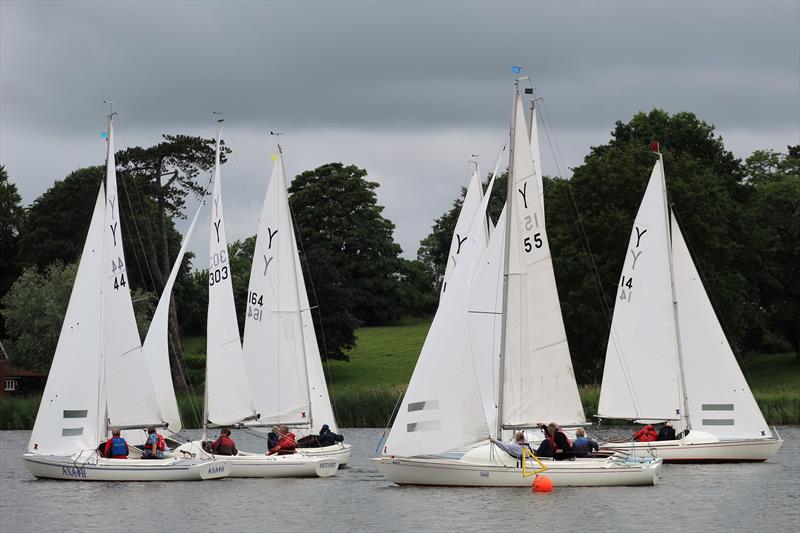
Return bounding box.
[1,109,797,386]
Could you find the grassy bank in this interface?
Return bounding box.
[2,320,798,429]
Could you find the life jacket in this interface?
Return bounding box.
[547,429,572,450]
[634,425,658,442]
[213,435,237,455]
[156,433,166,451]
[110,436,128,457]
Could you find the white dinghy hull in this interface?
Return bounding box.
[297,443,352,467]
[373,444,661,487]
[22,453,229,481]
[601,431,783,463]
[174,441,340,478]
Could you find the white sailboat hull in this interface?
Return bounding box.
[22,453,229,481]
[297,442,352,466]
[600,431,783,463]
[373,444,661,487]
[175,441,340,478]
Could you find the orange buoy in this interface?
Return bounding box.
[532,474,553,493]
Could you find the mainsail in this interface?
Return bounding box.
[597,160,684,421]
[242,149,312,427]
[205,122,256,426]
[101,117,163,430]
[499,90,584,430]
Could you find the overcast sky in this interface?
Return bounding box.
[2,0,798,262]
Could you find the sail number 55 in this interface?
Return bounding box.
[523,233,543,253]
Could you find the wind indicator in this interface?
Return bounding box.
[270,130,284,153]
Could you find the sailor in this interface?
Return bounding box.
[267,425,297,455]
[211,427,238,456]
[633,424,659,442]
[571,428,599,457]
[317,424,345,447]
[103,429,129,459]
[546,422,573,460]
[489,432,527,459]
[142,426,167,459]
[658,421,677,441]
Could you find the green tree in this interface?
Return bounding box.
[745,147,800,359]
[0,166,26,337]
[1,262,153,372]
[288,163,404,325]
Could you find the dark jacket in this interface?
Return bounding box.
[212,435,238,456]
[658,425,677,441]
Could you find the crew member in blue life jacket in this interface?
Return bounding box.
[571,428,599,458]
[489,432,527,459]
[142,427,167,459]
[103,429,129,459]
[211,428,238,456]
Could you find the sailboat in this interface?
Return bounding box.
[239,143,351,465]
[597,149,784,463]
[373,82,661,487]
[174,123,340,477]
[22,114,229,481]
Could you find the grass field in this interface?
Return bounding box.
[2,318,797,428]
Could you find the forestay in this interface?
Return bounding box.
[598,161,683,421]
[28,186,106,455]
[501,91,584,428]
[142,187,208,433]
[242,150,311,427]
[672,218,771,439]
[101,119,163,430]
[206,124,256,426]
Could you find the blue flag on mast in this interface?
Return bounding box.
[511,66,522,73]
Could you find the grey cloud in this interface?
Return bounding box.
[1,0,798,258]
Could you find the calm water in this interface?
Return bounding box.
[1,427,798,532]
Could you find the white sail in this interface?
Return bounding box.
[529,103,545,216]
[101,119,163,430]
[468,205,506,434]
[28,185,106,454]
[441,166,484,294]
[206,124,256,426]
[242,150,310,426]
[598,161,683,421]
[500,92,584,428]
[385,173,493,457]
[672,218,771,439]
[141,190,207,433]
[295,245,338,433]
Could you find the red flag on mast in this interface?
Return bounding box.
[649,141,660,153]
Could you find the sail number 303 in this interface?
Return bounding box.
[208,251,229,287]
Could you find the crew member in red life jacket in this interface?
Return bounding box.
[103,429,129,459]
[211,427,238,456]
[267,425,297,455]
[633,425,659,442]
[546,422,573,461]
[142,426,167,459]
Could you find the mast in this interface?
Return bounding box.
[282,143,314,428]
[495,81,519,438]
[203,118,224,442]
[658,151,691,431]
